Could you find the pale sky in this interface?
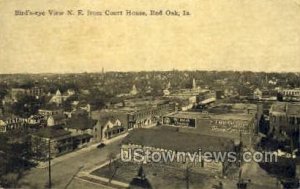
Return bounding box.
[0,0,300,73]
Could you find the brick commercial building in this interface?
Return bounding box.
[31,127,74,160]
[96,98,176,130]
[121,127,236,176]
[269,102,300,136]
[163,110,256,146]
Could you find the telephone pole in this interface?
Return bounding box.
[185,166,190,189]
[48,139,52,188]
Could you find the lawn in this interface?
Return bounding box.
[91,161,224,189]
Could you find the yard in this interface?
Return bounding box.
[91,161,233,189]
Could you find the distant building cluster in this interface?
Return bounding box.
[1,71,300,187]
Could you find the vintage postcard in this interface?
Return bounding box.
[0,0,300,188]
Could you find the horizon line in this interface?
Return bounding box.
[0,69,300,75]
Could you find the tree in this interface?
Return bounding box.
[62,94,78,111]
[0,133,35,187]
[0,87,8,100]
[107,153,120,183]
[11,95,45,118]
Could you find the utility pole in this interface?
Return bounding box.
[237,168,249,189]
[185,166,190,189]
[48,139,52,189]
[298,123,300,150]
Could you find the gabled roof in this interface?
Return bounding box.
[55,90,61,96]
[96,116,120,127]
[92,110,128,127]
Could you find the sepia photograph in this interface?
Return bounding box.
[1,0,300,188]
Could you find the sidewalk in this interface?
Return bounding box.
[36,132,128,169]
[79,154,121,175]
[76,175,129,189]
[76,154,129,189]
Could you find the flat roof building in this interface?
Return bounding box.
[163,108,256,146]
[96,97,176,129]
[31,127,73,160]
[269,102,300,136]
[121,127,236,176]
[123,127,234,153]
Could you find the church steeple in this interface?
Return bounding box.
[130,84,138,95]
[167,81,171,89]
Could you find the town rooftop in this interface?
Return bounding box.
[122,127,234,152]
